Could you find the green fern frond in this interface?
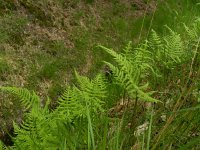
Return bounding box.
[100,45,141,82]
[0,86,52,149]
[134,41,156,74]
[184,18,200,43]
[13,115,44,149]
[98,45,130,70]
[93,74,107,92]
[100,46,160,103]
[12,103,50,149]
[123,41,133,54]
[42,120,78,149]
[75,71,107,99]
[57,72,107,120]
[148,29,164,63]
[163,26,184,66]
[184,23,198,41]
[149,29,163,50]
[0,87,40,110]
[0,140,7,150]
[57,87,86,120]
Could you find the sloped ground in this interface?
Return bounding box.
[0,0,158,144]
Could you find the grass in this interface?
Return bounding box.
[0,0,200,149]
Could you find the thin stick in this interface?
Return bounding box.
[139,0,150,41]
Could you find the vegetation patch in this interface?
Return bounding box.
[0,0,200,149]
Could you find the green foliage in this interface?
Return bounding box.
[98,23,188,103]
[0,71,107,149]
[57,71,107,120]
[150,18,200,149]
[184,18,200,43]
[99,44,159,103]
[1,19,200,148]
[0,1,200,149]
[149,26,185,69]
[98,20,200,149]
[0,14,27,44]
[38,62,60,80]
[0,87,40,110]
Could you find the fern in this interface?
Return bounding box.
[75,71,107,100]
[0,87,40,110]
[0,140,6,150]
[148,29,164,63]
[148,27,186,69]
[0,87,50,149]
[163,26,184,66]
[122,41,133,56]
[1,20,200,149]
[12,117,43,149]
[57,71,107,121]
[98,25,191,102]
[0,71,108,149]
[184,18,200,42]
[149,29,163,50]
[99,45,160,103]
[133,41,157,77]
